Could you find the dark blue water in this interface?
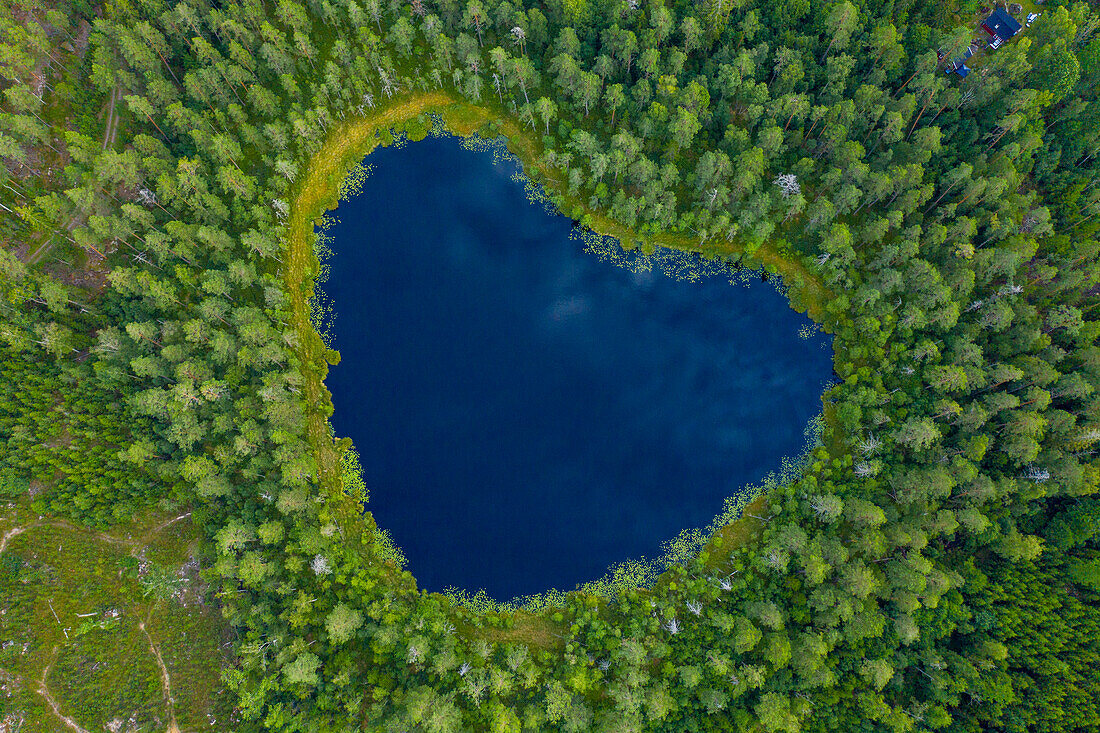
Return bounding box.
[323,136,832,600]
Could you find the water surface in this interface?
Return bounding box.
[323,136,832,600]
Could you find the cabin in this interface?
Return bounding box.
[945,45,975,76]
[981,8,1022,48]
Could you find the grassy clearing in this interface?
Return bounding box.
[457,610,566,651]
[0,501,234,732]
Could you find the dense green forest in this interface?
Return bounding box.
[3,0,1100,727]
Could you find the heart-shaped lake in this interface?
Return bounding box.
[321,134,833,601]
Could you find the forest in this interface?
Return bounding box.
[1,0,1100,728]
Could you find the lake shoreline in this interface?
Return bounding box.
[285,90,838,614]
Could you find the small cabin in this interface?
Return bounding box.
[945,45,975,76]
[981,8,1022,48]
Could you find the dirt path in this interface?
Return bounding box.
[101,86,120,151]
[0,506,207,726]
[140,619,180,733]
[148,512,191,536]
[106,93,122,149]
[24,184,83,266]
[37,654,92,733]
[1,510,191,558]
[4,513,196,733]
[25,224,61,265]
[0,525,32,555]
[24,86,118,266]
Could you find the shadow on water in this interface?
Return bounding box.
[319,133,833,603]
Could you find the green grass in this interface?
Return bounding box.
[0,501,234,732]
